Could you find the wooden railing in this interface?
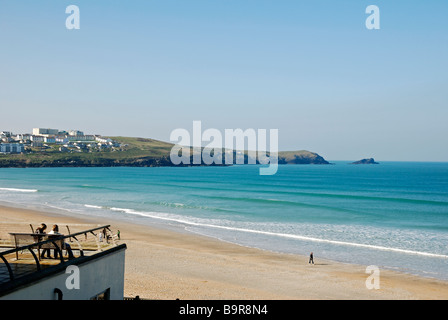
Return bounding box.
[0,225,118,283]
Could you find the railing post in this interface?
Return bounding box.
[66,225,73,242]
[90,231,102,251]
[0,254,14,281]
[27,247,41,271]
[13,235,19,260]
[72,236,84,257]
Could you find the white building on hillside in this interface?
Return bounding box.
[44,136,56,143]
[30,135,45,142]
[33,128,59,136]
[15,134,32,142]
[69,130,84,136]
[95,136,113,144]
[55,136,69,144]
[0,143,25,154]
[67,135,95,142]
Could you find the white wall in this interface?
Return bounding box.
[1,247,126,300]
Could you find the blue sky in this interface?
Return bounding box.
[1,1,447,161]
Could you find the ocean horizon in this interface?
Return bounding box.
[1,161,447,281]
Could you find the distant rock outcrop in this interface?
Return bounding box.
[351,158,379,164]
[278,151,330,164]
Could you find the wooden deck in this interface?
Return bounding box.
[0,250,60,284]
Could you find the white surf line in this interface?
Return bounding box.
[84,204,103,209]
[111,207,448,259]
[0,187,38,192]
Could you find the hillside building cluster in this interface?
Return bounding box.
[0,128,121,154]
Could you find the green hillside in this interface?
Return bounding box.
[108,136,174,158]
[0,136,330,167]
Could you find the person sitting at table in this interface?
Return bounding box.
[48,224,75,260]
[35,223,52,259]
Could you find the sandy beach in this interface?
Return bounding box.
[1,204,447,300]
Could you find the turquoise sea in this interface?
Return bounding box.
[1,162,447,280]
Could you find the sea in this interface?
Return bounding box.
[0,162,447,280]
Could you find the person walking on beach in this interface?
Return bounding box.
[309,252,314,265]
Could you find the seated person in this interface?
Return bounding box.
[48,224,75,259]
[35,223,51,259]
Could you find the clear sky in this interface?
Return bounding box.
[1,0,447,161]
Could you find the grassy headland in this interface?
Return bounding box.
[0,136,329,167]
